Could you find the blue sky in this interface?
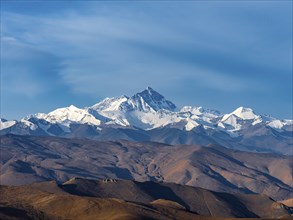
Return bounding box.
[1,1,292,119]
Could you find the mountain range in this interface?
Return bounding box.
[1,87,292,155]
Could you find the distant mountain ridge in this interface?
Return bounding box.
[1,87,292,154]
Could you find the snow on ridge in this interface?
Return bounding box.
[24,105,102,128]
[222,106,258,121]
[91,96,130,112]
[0,119,17,129]
[268,119,293,131]
[128,87,176,112]
[180,106,221,117]
[20,119,38,130]
[232,107,257,120]
[1,87,292,135]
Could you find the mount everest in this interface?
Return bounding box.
[1,87,292,155]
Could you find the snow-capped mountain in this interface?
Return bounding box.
[0,118,17,130]
[128,86,177,112]
[91,87,176,113]
[88,87,179,129]
[29,105,101,126]
[1,87,292,155]
[91,96,131,112]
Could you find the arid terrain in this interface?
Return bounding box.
[0,178,292,220]
[1,135,292,201]
[1,135,292,219]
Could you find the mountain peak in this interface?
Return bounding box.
[129,87,177,112]
[234,106,253,113]
[146,86,154,91]
[138,87,165,100]
[68,105,79,110]
[232,107,256,119]
[223,106,258,120]
[144,86,157,95]
[90,87,177,115]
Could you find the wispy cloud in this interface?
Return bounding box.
[1,1,292,119]
[1,36,64,97]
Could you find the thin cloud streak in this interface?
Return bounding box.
[2,11,270,93]
[1,1,292,119]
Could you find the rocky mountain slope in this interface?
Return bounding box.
[0,178,292,220]
[1,135,292,201]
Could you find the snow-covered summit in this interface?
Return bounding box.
[222,107,258,121]
[128,87,176,112]
[1,87,292,139]
[232,107,258,120]
[47,105,101,126]
[26,105,101,127]
[91,87,176,113]
[87,87,178,129]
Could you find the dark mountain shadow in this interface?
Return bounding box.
[214,192,259,218]
[136,181,191,211]
[105,167,133,180]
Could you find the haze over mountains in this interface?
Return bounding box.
[1,87,292,155]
